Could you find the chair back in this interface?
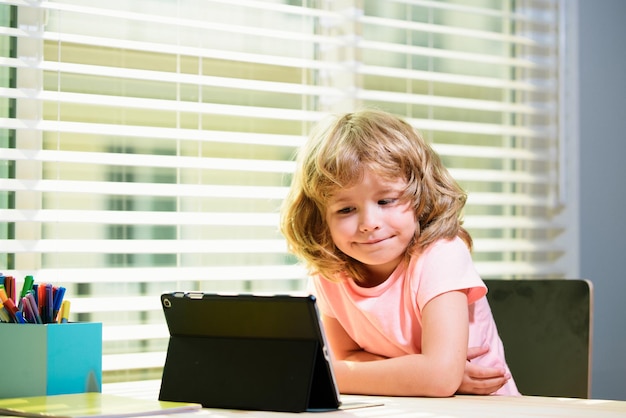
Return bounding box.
[483,279,593,398]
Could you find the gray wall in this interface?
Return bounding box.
[578,0,626,401]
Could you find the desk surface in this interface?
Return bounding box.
[103,380,626,418]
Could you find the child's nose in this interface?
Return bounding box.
[359,206,380,232]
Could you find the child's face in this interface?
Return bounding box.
[325,169,417,285]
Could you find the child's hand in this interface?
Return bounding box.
[457,346,511,395]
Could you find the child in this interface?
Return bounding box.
[280,109,519,397]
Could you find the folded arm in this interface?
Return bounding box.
[324,290,469,397]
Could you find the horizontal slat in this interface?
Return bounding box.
[358,39,546,69]
[2,147,551,171]
[0,113,550,138]
[463,216,562,230]
[359,64,548,91]
[0,88,325,121]
[0,209,279,226]
[72,291,311,314]
[355,89,552,114]
[0,26,29,39]
[404,116,551,137]
[449,168,550,184]
[103,324,169,342]
[473,239,564,253]
[0,57,343,96]
[1,148,296,173]
[0,62,343,97]
[3,239,288,253]
[0,179,288,199]
[102,379,162,400]
[72,296,162,314]
[103,352,166,372]
[466,192,550,206]
[1,264,308,284]
[75,289,314,316]
[475,261,565,277]
[433,144,550,161]
[40,0,339,19]
[358,15,541,46]
[0,118,306,147]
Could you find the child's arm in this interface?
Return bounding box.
[324,290,468,397]
[323,316,387,362]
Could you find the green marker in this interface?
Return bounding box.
[20,275,35,299]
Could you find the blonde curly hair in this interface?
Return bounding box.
[280,109,471,284]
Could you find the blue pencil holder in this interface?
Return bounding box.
[0,322,102,398]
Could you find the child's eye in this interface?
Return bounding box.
[378,198,397,206]
[337,207,354,214]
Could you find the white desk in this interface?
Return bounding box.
[103,380,626,418]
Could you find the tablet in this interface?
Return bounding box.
[158,292,341,412]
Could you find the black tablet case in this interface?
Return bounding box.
[158,292,341,412]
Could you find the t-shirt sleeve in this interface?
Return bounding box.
[414,237,486,311]
[309,275,337,318]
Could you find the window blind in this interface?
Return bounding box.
[1,0,566,384]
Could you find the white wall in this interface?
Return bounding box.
[577,0,626,401]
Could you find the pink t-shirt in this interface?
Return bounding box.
[312,236,519,396]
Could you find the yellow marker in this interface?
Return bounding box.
[0,302,11,322]
[58,300,71,323]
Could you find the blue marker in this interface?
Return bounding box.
[14,310,27,324]
[53,286,66,322]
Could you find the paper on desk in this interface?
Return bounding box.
[0,392,202,418]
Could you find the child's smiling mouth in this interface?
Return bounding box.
[359,236,392,245]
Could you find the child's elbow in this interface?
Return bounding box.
[419,367,464,397]
[425,380,460,397]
